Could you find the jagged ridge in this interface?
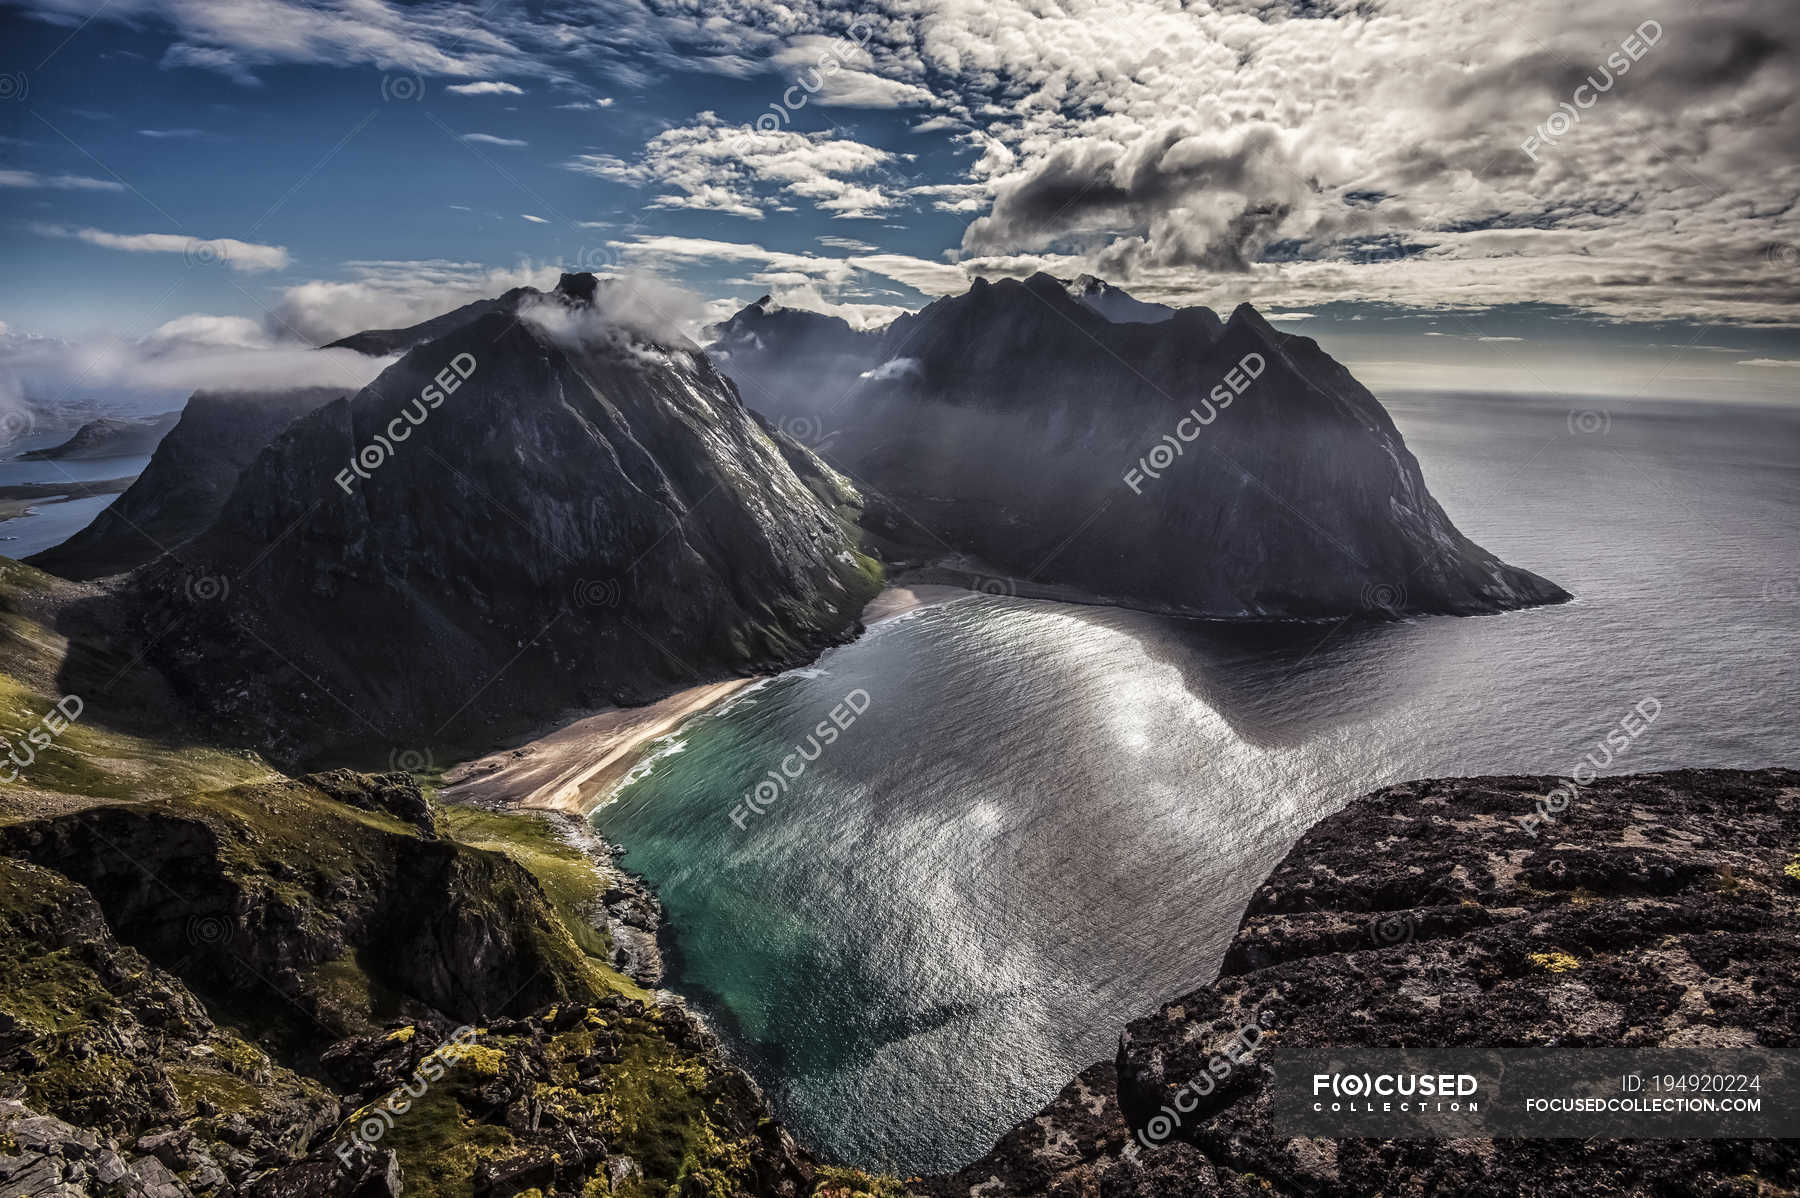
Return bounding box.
[709,272,1568,619]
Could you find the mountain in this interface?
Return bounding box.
[27,388,345,581]
[1066,273,1175,323]
[31,284,526,581]
[17,411,180,460]
[101,274,879,766]
[321,289,533,356]
[709,272,1568,619]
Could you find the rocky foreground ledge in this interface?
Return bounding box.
[923,768,1800,1197]
[4,768,1797,1198]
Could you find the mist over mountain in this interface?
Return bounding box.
[74,274,879,766]
[709,272,1567,619]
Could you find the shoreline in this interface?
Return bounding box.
[439,583,967,817]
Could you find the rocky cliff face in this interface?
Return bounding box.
[94,274,879,767]
[922,768,1800,1197]
[28,389,345,581]
[710,273,1567,619]
[0,773,828,1198]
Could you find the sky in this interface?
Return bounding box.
[0,0,1797,410]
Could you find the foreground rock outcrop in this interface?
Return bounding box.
[0,773,834,1197]
[710,273,1568,619]
[924,768,1800,1197]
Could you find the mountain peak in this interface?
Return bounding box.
[1062,273,1176,325]
[1225,301,1280,342]
[554,271,600,303]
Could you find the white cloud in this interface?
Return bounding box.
[907,182,988,213]
[6,0,1797,327]
[0,170,124,191]
[460,132,528,147]
[521,213,549,223]
[767,35,934,109]
[566,111,899,219]
[0,326,390,407]
[160,42,261,85]
[859,356,923,380]
[1738,358,1800,368]
[32,224,291,272]
[146,313,275,350]
[269,259,564,343]
[520,272,710,348]
[446,80,523,95]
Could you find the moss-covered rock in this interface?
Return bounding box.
[1,772,842,1197]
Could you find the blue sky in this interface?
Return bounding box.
[1,0,1797,405]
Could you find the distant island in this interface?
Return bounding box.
[16,412,180,461]
[0,475,135,523]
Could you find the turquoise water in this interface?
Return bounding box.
[590,392,1800,1173]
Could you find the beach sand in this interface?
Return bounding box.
[440,678,759,814]
[439,584,969,816]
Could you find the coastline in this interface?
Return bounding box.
[439,677,761,814]
[440,583,968,817]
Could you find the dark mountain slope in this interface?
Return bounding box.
[91,275,878,766]
[17,411,180,461]
[322,288,533,356]
[711,272,1567,619]
[28,388,344,581]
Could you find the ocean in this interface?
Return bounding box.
[0,444,151,560]
[588,392,1791,1171]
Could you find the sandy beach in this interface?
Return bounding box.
[440,584,967,816]
[440,678,760,813]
